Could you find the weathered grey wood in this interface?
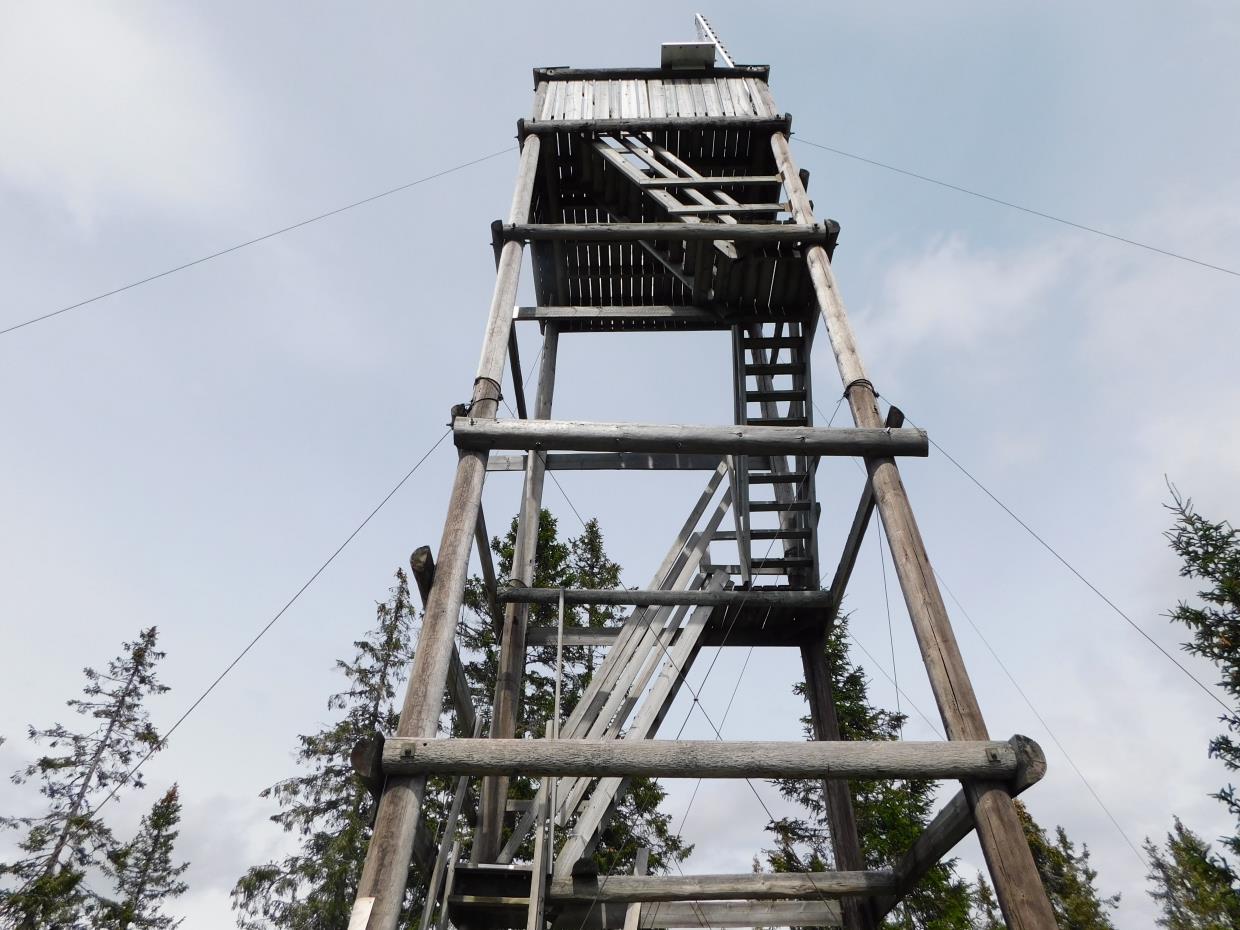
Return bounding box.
[434,839,460,930]
[487,452,726,473]
[506,330,529,419]
[802,634,873,930]
[771,131,1059,930]
[552,899,841,929]
[477,322,561,862]
[352,134,541,930]
[419,717,482,930]
[874,735,1046,921]
[640,175,782,188]
[666,202,786,215]
[621,849,649,930]
[519,115,790,135]
[496,468,730,864]
[455,418,928,458]
[532,66,770,81]
[383,738,1026,780]
[549,870,896,903]
[823,407,906,626]
[506,222,826,244]
[525,785,550,930]
[408,547,477,739]
[473,511,502,636]
[514,305,725,327]
[526,627,620,647]
[500,587,833,608]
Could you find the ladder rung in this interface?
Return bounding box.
[745,363,802,376]
[746,417,808,427]
[748,472,809,484]
[741,336,803,349]
[752,556,814,569]
[751,501,812,512]
[746,390,806,402]
[714,529,812,541]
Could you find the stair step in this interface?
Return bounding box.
[752,556,815,569]
[708,564,809,576]
[741,336,803,349]
[746,390,806,402]
[744,363,802,376]
[714,529,812,541]
[751,501,812,512]
[745,416,808,427]
[748,473,809,484]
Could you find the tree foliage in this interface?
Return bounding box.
[461,511,690,873]
[763,613,975,929]
[1,627,171,929]
[98,786,189,930]
[231,570,449,929]
[1165,490,1240,862]
[1143,817,1240,930]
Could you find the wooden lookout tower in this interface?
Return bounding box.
[351,19,1060,930]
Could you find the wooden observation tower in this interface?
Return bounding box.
[351,18,1059,930]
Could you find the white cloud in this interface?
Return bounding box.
[0,6,250,225]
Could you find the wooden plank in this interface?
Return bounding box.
[639,175,782,188]
[550,870,895,903]
[487,451,725,472]
[526,627,620,647]
[504,222,828,243]
[513,305,723,326]
[521,115,792,135]
[621,849,649,930]
[453,419,930,458]
[352,133,542,930]
[534,66,770,81]
[770,130,1059,930]
[647,79,666,118]
[385,737,1027,780]
[500,587,833,608]
[666,202,786,215]
[474,511,502,636]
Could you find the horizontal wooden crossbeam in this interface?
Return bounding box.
[639,175,783,188]
[548,870,896,902]
[454,419,929,457]
[518,115,791,136]
[503,222,829,243]
[382,737,1035,780]
[514,305,724,326]
[487,452,725,472]
[498,587,832,608]
[532,66,771,82]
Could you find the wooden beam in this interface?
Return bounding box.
[665,202,786,215]
[771,130,1059,930]
[548,870,896,902]
[874,735,1047,921]
[455,419,928,458]
[504,222,828,243]
[383,737,1031,780]
[532,66,770,81]
[408,547,477,739]
[823,407,906,625]
[518,115,790,136]
[352,133,542,930]
[473,512,502,637]
[499,587,833,608]
[639,175,782,188]
[621,849,648,930]
[526,627,620,647]
[514,305,725,327]
[487,452,725,472]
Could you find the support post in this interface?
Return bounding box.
[771,131,1058,930]
[350,134,541,930]
[476,322,561,861]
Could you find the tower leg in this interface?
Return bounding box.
[772,133,1059,930]
[351,135,542,930]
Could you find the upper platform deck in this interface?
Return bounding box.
[517,64,835,333]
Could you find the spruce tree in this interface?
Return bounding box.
[231,569,449,929]
[763,613,975,930]
[1144,817,1240,929]
[1000,801,1119,929]
[461,510,690,873]
[98,786,189,929]
[1165,490,1240,862]
[1,627,168,930]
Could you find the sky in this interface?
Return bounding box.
[1,2,1239,927]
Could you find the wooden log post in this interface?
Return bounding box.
[349,134,541,930]
[770,132,1059,930]
[476,322,561,862]
[409,547,476,739]
[802,631,874,930]
[382,737,1031,780]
